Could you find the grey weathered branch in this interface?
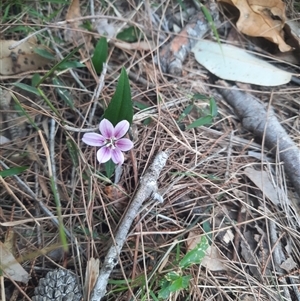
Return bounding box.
[158,2,219,75]
[218,82,300,201]
[90,151,169,301]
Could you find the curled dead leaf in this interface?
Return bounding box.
[0,241,29,283]
[218,0,292,52]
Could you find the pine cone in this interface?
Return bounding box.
[32,269,82,301]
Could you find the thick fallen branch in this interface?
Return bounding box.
[90,151,169,301]
[158,3,219,76]
[217,82,300,201]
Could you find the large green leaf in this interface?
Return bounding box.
[104,67,133,125]
[92,37,108,74]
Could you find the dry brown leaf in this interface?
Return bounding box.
[0,37,51,75]
[0,241,29,283]
[186,229,202,251]
[186,230,227,271]
[114,40,155,51]
[65,0,92,52]
[244,167,290,206]
[201,245,227,271]
[218,0,292,52]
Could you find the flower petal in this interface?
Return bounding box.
[99,119,114,139]
[111,148,124,165]
[114,120,130,139]
[97,147,112,163]
[82,133,105,146]
[115,138,133,151]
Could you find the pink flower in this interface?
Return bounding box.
[82,119,133,165]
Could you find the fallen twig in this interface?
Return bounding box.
[90,151,169,301]
[217,82,300,203]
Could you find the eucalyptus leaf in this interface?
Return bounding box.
[192,40,292,86]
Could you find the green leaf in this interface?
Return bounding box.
[66,137,79,167]
[193,93,208,100]
[116,26,143,42]
[158,278,172,299]
[57,61,85,70]
[179,236,209,269]
[31,73,41,87]
[176,0,187,12]
[202,220,213,242]
[209,97,218,117]
[13,83,40,96]
[149,291,160,301]
[35,44,83,86]
[177,103,194,122]
[133,101,149,110]
[186,115,213,129]
[0,166,28,178]
[92,37,108,74]
[52,77,74,109]
[11,94,40,131]
[34,48,56,60]
[158,272,191,299]
[143,118,152,126]
[165,271,180,281]
[104,67,133,125]
[105,160,115,178]
[168,275,191,291]
[200,3,221,44]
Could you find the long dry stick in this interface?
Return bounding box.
[218,82,300,203]
[90,151,169,301]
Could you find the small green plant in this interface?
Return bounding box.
[178,94,218,130]
[157,235,209,299]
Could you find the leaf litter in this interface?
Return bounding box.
[1,0,300,300]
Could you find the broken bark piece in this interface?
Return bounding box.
[158,3,220,76]
[217,81,300,201]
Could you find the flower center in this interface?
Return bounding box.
[105,138,116,149]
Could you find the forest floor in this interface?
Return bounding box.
[1,0,300,300]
